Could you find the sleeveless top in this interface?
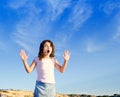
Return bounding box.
[34,57,56,83]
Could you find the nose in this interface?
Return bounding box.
[47,46,49,49]
[46,46,51,50]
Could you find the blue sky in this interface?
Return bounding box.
[0,0,120,95]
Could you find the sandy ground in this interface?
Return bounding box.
[0,90,70,97]
[0,90,33,97]
[0,89,119,97]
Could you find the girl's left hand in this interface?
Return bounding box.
[63,50,70,61]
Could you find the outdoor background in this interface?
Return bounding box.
[0,0,120,95]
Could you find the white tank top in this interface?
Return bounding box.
[34,57,56,83]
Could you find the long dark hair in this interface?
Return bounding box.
[38,40,55,60]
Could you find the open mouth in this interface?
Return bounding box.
[47,50,50,53]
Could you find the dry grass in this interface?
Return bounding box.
[0,90,70,97]
[0,89,119,97]
[0,90,33,97]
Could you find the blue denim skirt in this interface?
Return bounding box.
[34,81,56,97]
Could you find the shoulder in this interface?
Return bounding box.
[52,57,58,63]
[34,56,39,62]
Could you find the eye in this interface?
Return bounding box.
[44,45,48,48]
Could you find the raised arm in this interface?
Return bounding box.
[55,50,70,73]
[20,49,36,73]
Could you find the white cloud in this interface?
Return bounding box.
[102,1,120,15]
[49,0,93,54]
[113,27,120,43]
[54,31,71,57]
[85,39,104,53]
[10,1,53,54]
[8,0,28,9]
[15,40,30,51]
[10,0,92,55]
[68,0,92,30]
[47,0,71,21]
[54,32,70,47]
[12,17,48,54]
[112,12,120,43]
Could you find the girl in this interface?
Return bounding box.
[20,40,70,97]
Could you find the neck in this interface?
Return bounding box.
[43,55,50,59]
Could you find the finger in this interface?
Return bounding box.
[65,50,69,55]
[20,49,26,58]
[20,49,23,56]
[20,49,24,54]
[64,50,68,54]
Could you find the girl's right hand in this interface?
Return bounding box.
[20,49,29,61]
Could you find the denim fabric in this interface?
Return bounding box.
[34,81,56,97]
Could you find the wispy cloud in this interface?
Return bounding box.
[9,1,52,54]
[53,0,93,54]
[113,26,120,42]
[54,33,68,48]
[9,0,93,55]
[12,17,48,54]
[102,0,120,15]
[68,0,92,30]
[112,11,120,43]
[8,0,28,9]
[47,0,71,21]
[85,39,105,53]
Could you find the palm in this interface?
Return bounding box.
[63,50,70,61]
[20,50,29,61]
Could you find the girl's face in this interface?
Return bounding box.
[43,42,52,56]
